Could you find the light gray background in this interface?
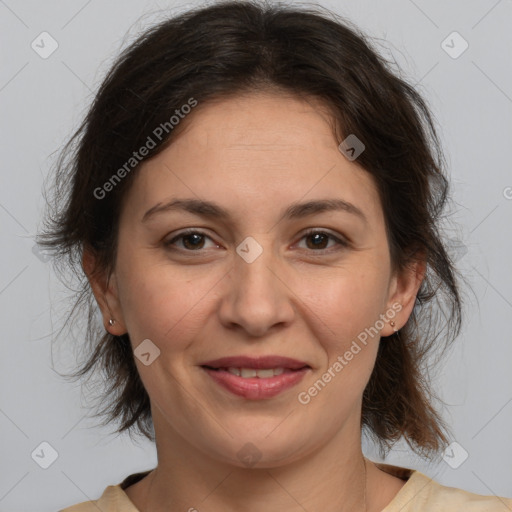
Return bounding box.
[1,0,511,510]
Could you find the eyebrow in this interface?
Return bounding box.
[142,197,368,225]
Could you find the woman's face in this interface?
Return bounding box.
[94,92,421,467]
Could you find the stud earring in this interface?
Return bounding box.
[109,319,116,326]
[390,320,398,332]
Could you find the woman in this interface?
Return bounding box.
[39,1,511,511]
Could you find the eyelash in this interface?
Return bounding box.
[164,228,349,255]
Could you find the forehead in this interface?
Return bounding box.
[178,92,338,148]
[125,92,383,229]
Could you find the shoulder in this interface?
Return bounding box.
[383,469,512,511]
[59,470,151,512]
[58,485,139,512]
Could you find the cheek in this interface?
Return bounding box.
[295,265,389,349]
[116,254,221,349]
[295,269,387,411]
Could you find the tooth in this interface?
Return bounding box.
[226,367,289,378]
[240,368,257,378]
[256,369,275,378]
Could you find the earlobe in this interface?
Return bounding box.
[82,247,127,335]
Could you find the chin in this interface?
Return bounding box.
[204,429,313,469]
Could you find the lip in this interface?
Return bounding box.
[200,355,311,400]
[200,355,310,370]
[202,366,310,400]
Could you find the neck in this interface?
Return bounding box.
[139,412,369,512]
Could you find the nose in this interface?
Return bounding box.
[217,236,296,338]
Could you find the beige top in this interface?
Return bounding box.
[59,463,512,511]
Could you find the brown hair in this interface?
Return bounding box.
[38,0,465,459]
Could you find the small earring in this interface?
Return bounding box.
[390,320,398,332]
[109,319,116,326]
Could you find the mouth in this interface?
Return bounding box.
[199,355,311,400]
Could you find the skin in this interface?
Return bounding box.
[85,91,425,512]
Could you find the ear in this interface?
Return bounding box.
[82,247,127,336]
[380,251,426,337]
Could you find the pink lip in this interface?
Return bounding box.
[200,355,310,370]
[202,367,309,400]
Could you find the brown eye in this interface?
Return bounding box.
[298,229,348,252]
[165,229,217,251]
